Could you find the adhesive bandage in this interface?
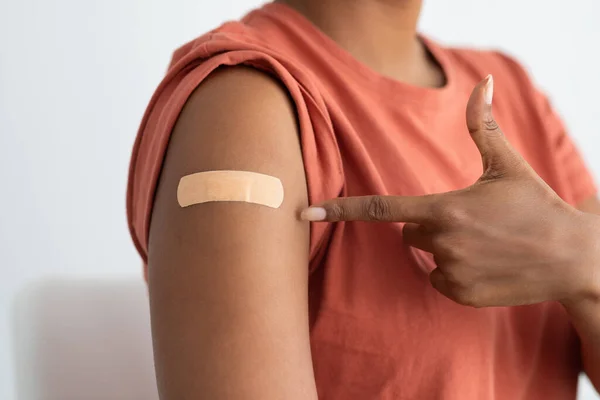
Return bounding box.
[177,170,284,209]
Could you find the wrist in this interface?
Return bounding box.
[560,210,600,308]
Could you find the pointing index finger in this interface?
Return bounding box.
[301,194,442,223]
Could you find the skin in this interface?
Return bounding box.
[276,0,443,87]
[574,197,600,387]
[149,67,318,399]
[148,0,600,398]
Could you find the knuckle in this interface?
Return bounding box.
[482,163,507,180]
[482,116,501,134]
[431,201,449,220]
[447,207,468,224]
[365,197,390,221]
[431,234,449,253]
[444,242,464,262]
[453,287,481,308]
[446,235,467,260]
[444,264,478,292]
[435,201,468,225]
[328,202,346,220]
[443,265,466,286]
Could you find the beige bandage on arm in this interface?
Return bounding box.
[177,170,284,209]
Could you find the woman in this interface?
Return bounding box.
[127,1,600,398]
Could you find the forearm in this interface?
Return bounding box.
[563,206,600,389]
[563,297,600,389]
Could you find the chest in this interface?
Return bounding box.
[325,85,556,198]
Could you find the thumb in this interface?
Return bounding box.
[465,75,520,178]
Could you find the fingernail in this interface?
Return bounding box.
[301,207,327,221]
[484,74,494,105]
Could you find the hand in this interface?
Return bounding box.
[301,75,600,308]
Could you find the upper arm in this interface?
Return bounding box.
[147,66,317,399]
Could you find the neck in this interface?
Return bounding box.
[275,0,443,87]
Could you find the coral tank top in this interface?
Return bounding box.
[127,3,597,399]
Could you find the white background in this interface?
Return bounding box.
[1,0,599,399]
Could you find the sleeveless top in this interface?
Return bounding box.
[127,3,597,399]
